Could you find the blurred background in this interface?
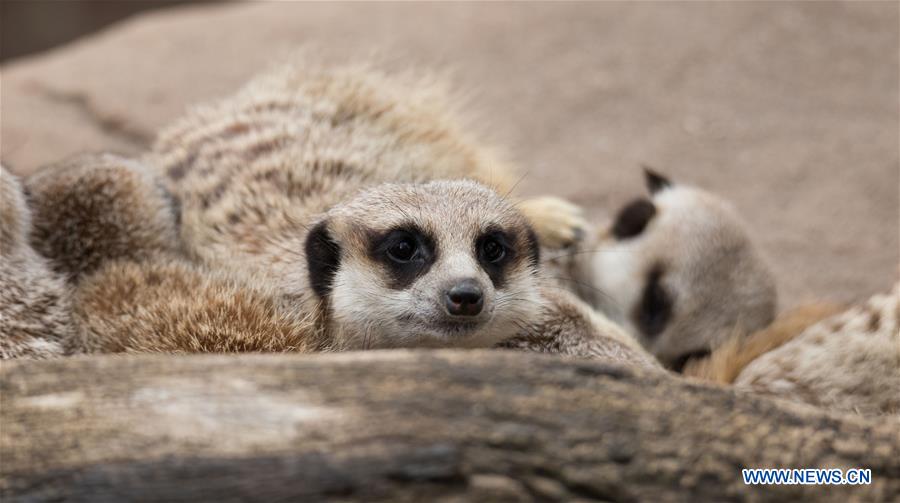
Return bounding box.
[1,1,211,62]
[1,1,897,308]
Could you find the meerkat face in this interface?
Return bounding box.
[304,180,542,349]
[591,170,777,370]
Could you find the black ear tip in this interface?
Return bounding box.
[641,165,672,194]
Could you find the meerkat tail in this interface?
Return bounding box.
[731,284,900,416]
[682,302,844,383]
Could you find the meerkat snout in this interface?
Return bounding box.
[304,179,542,349]
[445,279,485,317]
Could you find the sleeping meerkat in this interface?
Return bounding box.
[547,169,777,371]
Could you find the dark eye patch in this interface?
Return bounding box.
[369,225,436,290]
[476,228,519,288]
[633,264,673,339]
[611,198,656,240]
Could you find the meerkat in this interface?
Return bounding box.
[23,155,656,372]
[1,63,661,372]
[545,169,778,371]
[138,61,624,354]
[536,169,898,416]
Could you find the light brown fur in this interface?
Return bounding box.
[71,257,322,354]
[3,155,326,356]
[26,153,180,280]
[733,284,900,416]
[149,62,579,269]
[682,302,843,382]
[499,288,665,374]
[682,287,899,417]
[0,166,71,359]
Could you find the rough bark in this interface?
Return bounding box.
[1,350,897,502]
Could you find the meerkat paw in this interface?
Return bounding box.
[518,196,588,249]
[498,287,664,374]
[26,153,180,280]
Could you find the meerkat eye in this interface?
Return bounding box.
[479,236,506,264]
[371,227,436,289]
[476,230,515,288]
[387,235,418,263]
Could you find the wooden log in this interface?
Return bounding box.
[1,350,897,501]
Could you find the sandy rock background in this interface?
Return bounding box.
[1,2,897,308]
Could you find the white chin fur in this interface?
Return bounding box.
[333,320,511,350]
[329,267,540,350]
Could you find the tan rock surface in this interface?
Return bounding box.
[1,2,897,306]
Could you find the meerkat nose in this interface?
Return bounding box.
[445,279,484,316]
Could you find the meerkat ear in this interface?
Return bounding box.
[305,220,341,298]
[642,166,673,194]
[611,198,657,240]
